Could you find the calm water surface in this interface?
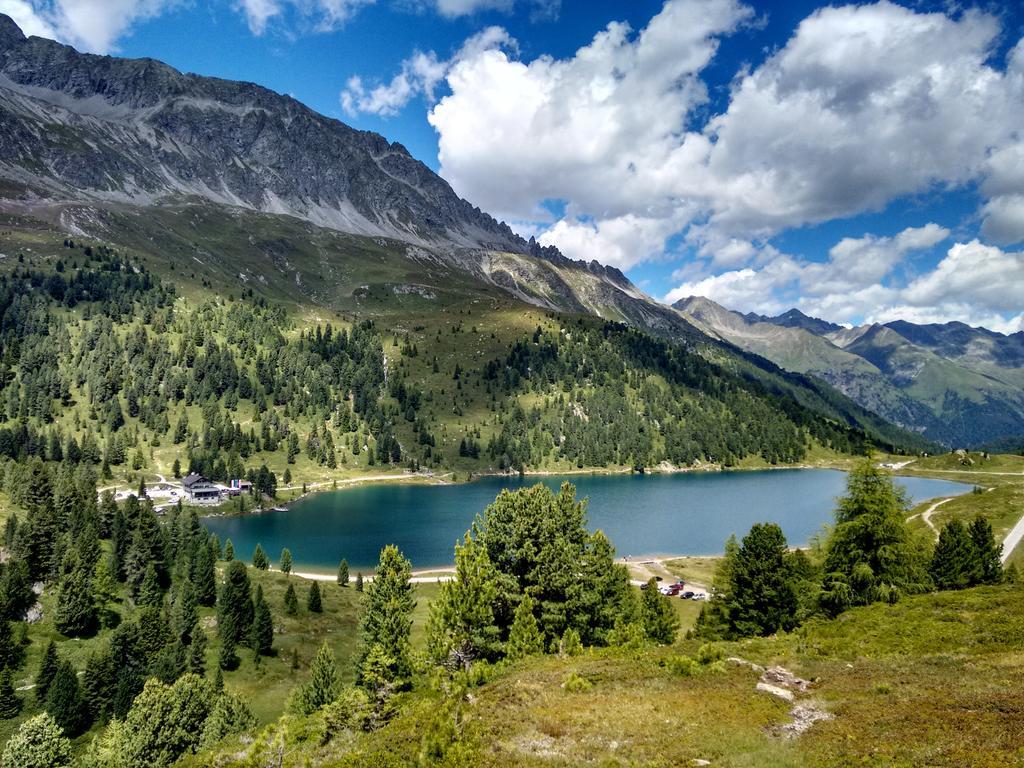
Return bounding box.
[202,470,968,572]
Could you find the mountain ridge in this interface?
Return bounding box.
[674,295,1024,447]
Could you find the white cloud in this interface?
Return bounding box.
[665,231,1024,333]
[0,0,57,38]
[2,0,179,53]
[342,26,511,116]
[236,0,375,36]
[235,0,280,35]
[370,0,1024,292]
[434,0,512,17]
[538,210,693,271]
[699,3,1022,238]
[427,0,751,223]
[901,240,1024,316]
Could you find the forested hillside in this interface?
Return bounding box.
[0,230,928,500]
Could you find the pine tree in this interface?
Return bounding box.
[54,562,98,637]
[82,649,116,724]
[0,620,21,672]
[968,516,1003,585]
[821,460,929,609]
[640,578,680,644]
[188,627,207,676]
[337,558,349,587]
[138,563,163,608]
[355,572,363,591]
[194,543,217,607]
[280,548,292,576]
[45,660,89,737]
[931,519,977,590]
[251,586,274,656]
[252,544,269,571]
[506,595,544,660]
[224,539,234,562]
[299,642,339,714]
[217,560,253,645]
[0,667,21,719]
[35,641,59,703]
[357,546,414,687]
[728,523,798,638]
[283,583,299,616]
[307,581,322,613]
[218,627,239,671]
[426,533,500,666]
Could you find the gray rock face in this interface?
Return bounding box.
[0,13,525,251]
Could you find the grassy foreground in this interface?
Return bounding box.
[188,580,1024,767]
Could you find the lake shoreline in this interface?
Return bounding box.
[204,460,845,519]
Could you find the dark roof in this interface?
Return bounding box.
[182,473,209,489]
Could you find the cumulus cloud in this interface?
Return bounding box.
[699,2,1022,237]
[665,229,1024,334]
[2,0,180,53]
[360,0,1022,311]
[427,0,752,225]
[342,26,511,116]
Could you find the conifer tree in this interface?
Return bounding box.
[0,620,21,672]
[968,516,1003,585]
[728,523,798,637]
[640,578,680,644]
[224,539,234,562]
[279,548,292,576]
[217,561,253,645]
[194,543,217,607]
[45,660,89,736]
[92,555,120,628]
[54,562,98,637]
[357,546,414,687]
[188,627,207,676]
[82,649,116,724]
[0,667,21,719]
[138,563,163,608]
[931,519,977,590]
[35,641,59,703]
[426,534,500,666]
[251,586,274,656]
[298,642,339,714]
[355,572,363,591]
[337,558,349,587]
[506,595,544,660]
[252,544,269,571]
[283,583,299,616]
[821,461,929,610]
[307,581,322,613]
[218,627,239,672]
[1,713,73,768]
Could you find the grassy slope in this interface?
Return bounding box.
[193,582,1024,767]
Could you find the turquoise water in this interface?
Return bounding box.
[202,470,968,572]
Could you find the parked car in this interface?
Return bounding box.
[681,591,695,599]
[691,593,707,601]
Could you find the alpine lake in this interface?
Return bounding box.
[202,469,969,574]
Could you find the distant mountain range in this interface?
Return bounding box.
[675,296,1024,448]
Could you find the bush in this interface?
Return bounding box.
[696,643,724,665]
[667,655,700,677]
[562,672,593,693]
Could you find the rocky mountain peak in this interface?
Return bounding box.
[0,14,23,46]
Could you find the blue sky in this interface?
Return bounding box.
[5,0,1023,331]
